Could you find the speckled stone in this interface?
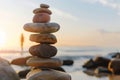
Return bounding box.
[40,4,49,8]
[23,23,60,33]
[29,44,57,58]
[26,69,71,80]
[26,57,63,68]
[33,8,52,15]
[33,13,50,23]
[30,34,57,44]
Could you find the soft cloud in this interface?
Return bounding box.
[80,0,120,16]
[23,1,79,21]
[51,8,78,21]
[98,29,120,34]
[98,29,109,34]
[117,12,120,16]
[98,0,119,9]
[80,0,98,3]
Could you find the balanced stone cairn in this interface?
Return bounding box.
[23,4,71,80]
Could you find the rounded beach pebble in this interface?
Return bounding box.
[33,8,52,15]
[29,44,57,58]
[108,59,120,75]
[30,33,57,44]
[26,57,63,68]
[33,13,50,23]
[0,57,20,80]
[40,4,49,8]
[27,68,71,80]
[23,23,60,33]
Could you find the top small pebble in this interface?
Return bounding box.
[40,4,49,8]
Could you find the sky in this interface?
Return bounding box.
[0,0,120,50]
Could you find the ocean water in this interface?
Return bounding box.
[0,46,120,80]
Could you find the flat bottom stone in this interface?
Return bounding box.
[27,69,71,80]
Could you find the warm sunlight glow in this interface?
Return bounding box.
[0,31,6,47]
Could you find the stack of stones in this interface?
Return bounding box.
[23,4,71,80]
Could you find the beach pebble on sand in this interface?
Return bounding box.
[108,59,120,75]
[0,57,20,80]
[27,68,71,80]
[18,67,66,79]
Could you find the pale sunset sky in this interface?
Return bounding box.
[0,0,120,50]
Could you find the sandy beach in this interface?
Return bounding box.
[0,46,119,80]
[1,46,119,80]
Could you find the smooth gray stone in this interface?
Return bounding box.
[27,69,71,80]
[23,23,60,33]
[29,44,57,58]
[0,57,20,80]
[40,4,49,8]
[30,33,57,44]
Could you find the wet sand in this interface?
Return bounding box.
[71,71,109,80]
